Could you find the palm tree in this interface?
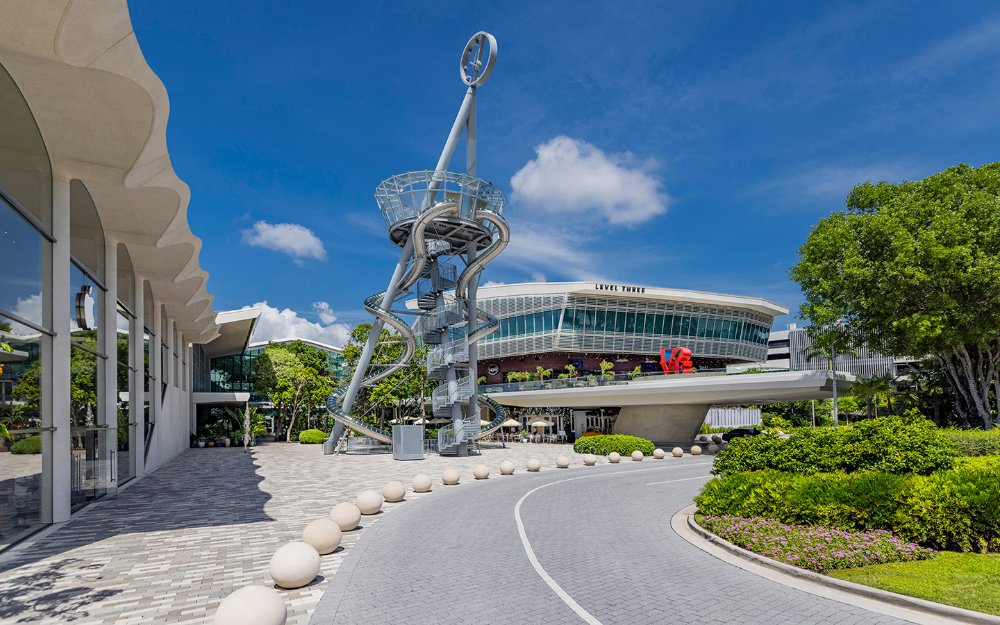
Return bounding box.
[802,326,857,427]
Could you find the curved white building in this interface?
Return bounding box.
[474,281,788,383]
[0,3,218,549]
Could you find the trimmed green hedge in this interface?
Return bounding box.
[298,429,327,444]
[695,458,1000,552]
[573,434,654,456]
[10,435,41,454]
[941,428,1000,457]
[713,416,957,476]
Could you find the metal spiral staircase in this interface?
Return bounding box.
[325,32,509,457]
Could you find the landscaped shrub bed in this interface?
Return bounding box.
[941,428,1000,457]
[696,458,1000,552]
[713,415,957,476]
[298,429,327,444]
[700,515,935,572]
[10,435,41,454]
[573,434,654,456]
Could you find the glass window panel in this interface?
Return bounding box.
[644,313,656,335]
[0,321,43,548]
[0,201,45,333]
[70,262,104,355]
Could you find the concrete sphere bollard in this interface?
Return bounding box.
[653,448,666,459]
[631,450,644,461]
[412,473,432,493]
[526,458,541,472]
[707,443,720,454]
[719,441,729,450]
[691,445,703,456]
[608,452,621,463]
[356,490,383,515]
[583,453,597,466]
[301,518,342,555]
[711,434,724,444]
[672,447,684,457]
[442,468,461,485]
[473,464,490,479]
[383,480,406,503]
[269,541,320,589]
[499,460,516,475]
[329,502,362,531]
[214,585,286,625]
[555,455,570,468]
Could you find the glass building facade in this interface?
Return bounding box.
[0,14,219,551]
[472,283,785,382]
[204,340,344,401]
[478,289,776,361]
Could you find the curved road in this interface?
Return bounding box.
[310,459,912,625]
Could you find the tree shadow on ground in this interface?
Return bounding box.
[0,557,122,622]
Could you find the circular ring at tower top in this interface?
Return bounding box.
[460,32,498,87]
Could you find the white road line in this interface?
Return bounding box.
[645,475,712,486]
[513,463,711,624]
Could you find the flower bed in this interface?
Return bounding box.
[700,515,935,572]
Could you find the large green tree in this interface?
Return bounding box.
[252,342,334,441]
[341,323,433,427]
[792,162,1000,429]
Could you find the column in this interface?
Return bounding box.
[101,237,118,493]
[44,176,71,523]
[149,297,161,469]
[130,273,144,478]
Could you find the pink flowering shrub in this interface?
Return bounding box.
[701,515,935,572]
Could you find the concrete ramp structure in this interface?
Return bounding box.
[486,370,854,446]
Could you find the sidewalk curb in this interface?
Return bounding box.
[681,505,1000,625]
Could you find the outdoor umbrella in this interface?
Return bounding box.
[501,418,521,428]
[479,419,491,426]
[429,418,450,425]
[530,419,554,428]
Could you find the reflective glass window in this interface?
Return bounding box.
[0,202,45,332]
[0,318,43,548]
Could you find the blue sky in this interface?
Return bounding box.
[130,1,1000,345]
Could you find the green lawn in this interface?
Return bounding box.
[829,551,1000,616]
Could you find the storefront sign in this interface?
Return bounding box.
[594,283,646,294]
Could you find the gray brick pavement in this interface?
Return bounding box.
[0,441,588,624]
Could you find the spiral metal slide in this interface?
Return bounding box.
[325,203,456,445]
[325,203,510,447]
[456,211,510,441]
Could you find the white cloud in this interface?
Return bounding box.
[498,223,608,282]
[244,300,350,347]
[753,163,921,204]
[894,15,1000,82]
[3,292,42,336]
[510,136,669,225]
[241,221,327,264]
[312,301,337,324]
[530,272,546,282]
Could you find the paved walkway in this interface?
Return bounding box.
[0,441,586,625]
[311,459,914,625]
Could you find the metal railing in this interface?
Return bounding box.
[375,170,505,227]
[478,367,791,394]
[427,339,469,377]
[413,302,464,337]
[432,375,474,413]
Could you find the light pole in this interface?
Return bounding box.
[830,343,839,428]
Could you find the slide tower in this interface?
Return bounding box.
[326,32,509,456]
